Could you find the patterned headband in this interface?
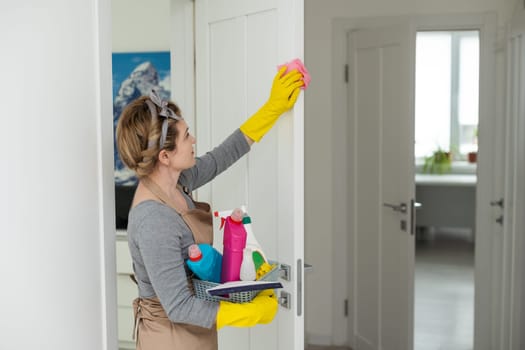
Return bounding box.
[145,89,183,149]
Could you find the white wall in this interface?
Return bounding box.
[304,0,516,346]
[112,0,171,52]
[112,0,194,129]
[15,1,516,348]
[0,1,116,349]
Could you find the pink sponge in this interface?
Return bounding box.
[277,58,311,90]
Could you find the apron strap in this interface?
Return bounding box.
[132,298,142,341]
[141,176,187,215]
[140,176,214,245]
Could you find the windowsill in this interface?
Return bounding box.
[415,160,477,175]
[414,160,477,186]
[415,173,477,186]
[116,229,127,238]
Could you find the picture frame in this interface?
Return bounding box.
[112,51,171,229]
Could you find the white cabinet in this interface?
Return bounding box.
[415,174,477,242]
[116,234,137,350]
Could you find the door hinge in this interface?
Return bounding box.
[279,263,291,281]
[279,290,291,309]
[344,299,348,317]
[344,64,349,83]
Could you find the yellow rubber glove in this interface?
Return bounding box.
[216,289,278,330]
[240,66,304,142]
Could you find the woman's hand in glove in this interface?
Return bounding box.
[216,289,278,330]
[264,66,304,116]
[240,67,304,142]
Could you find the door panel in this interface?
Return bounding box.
[354,46,381,348]
[195,1,304,349]
[502,19,525,350]
[349,25,415,350]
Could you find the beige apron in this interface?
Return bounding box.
[132,177,217,350]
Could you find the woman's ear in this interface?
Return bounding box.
[157,149,171,165]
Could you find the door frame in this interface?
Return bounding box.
[333,15,417,348]
[503,10,525,349]
[409,13,500,350]
[333,12,504,349]
[170,0,197,143]
[171,1,306,349]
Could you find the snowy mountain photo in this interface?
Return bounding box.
[112,52,171,186]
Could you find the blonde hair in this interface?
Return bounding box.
[116,95,182,178]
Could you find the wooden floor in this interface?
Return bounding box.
[414,228,474,350]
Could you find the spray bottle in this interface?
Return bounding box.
[220,208,247,282]
[214,206,267,260]
[215,206,270,281]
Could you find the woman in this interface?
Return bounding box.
[116,66,304,350]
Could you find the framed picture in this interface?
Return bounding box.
[112,51,171,228]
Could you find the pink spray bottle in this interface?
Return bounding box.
[220,208,247,282]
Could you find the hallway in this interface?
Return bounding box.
[306,346,352,350]
[414,229,475,350]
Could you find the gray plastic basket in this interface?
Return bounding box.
[192,263,279,303]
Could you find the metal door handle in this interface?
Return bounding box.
[304,263,313,272]
[410,199,417,235]
[383,202,407,213]
[277,261,310,314]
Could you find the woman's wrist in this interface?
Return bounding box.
[243,133,255,146]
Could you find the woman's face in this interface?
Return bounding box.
[169,120,196,170]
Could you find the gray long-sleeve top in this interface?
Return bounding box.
[127,129,250,329]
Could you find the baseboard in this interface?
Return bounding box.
[306,332,333,346]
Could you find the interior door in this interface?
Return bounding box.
[500,13,525,349]
[347,24,415,350]
[194,1,304,350]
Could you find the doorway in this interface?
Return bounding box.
[336,13,500,349]
[413,30,479,350]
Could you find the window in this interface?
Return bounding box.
[415,31,479,160]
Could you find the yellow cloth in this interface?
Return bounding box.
[240,66,303,142]
[216,290,278,330]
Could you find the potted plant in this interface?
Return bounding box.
[467,127,478,163]
[423,147,452,174]
[467,151,477,163]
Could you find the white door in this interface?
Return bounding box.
[347,24,415,350]
[498,12,525,349]
[194,1,304,350]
